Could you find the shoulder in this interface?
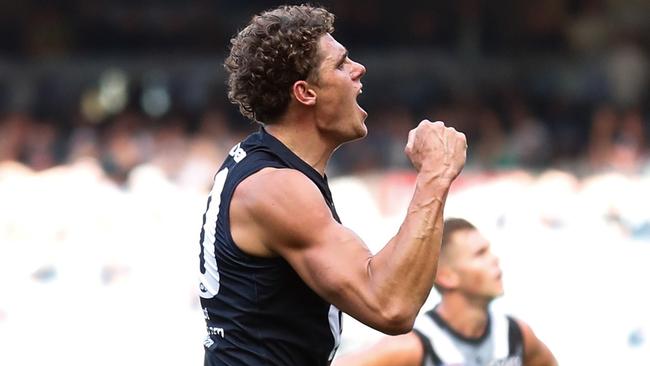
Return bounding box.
[387,332,425,365]
[235,168,327,219]
[334,332,423,366]
[377,332,424,357]
[233,167,335,248]
[509,317,534,346]
[237,167,313,191]
[509,316,558,366]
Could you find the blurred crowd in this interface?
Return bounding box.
[1,1,648,56]
[0,107,250,191]
[1,1,649,185]
[1,95,648,190]
[0,2,649,184]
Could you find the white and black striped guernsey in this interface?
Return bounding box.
[198,128,342,366]
[413,307,524,366]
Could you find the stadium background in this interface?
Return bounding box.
[0,1,649,364]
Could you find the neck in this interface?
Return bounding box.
[265,120,335,176]
[436,293,491,339]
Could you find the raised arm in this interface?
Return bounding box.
[232,120,466,334]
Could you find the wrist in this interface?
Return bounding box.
[415,173,453,195]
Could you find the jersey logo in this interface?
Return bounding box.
[229,143,246,162]
[203,327,225,351]
[208,326,225,338]
[203,335,215,350]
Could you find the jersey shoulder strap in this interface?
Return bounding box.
[506,315,525,358]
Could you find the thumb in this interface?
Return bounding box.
[405,129,416,153]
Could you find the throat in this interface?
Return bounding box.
[264,124,333,176]
[436,299,490,340]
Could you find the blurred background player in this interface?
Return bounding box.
[334,218,557,366]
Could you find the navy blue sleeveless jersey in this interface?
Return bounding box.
[198,128,342,366]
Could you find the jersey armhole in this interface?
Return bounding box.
[221,158,286,261]
[412,329,442,366]
[506,315,525,358]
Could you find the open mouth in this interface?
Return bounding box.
[355,83,367,119]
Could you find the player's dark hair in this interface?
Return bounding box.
[441,218,476,252]
[225,4,335,124]
[434,218,477,293]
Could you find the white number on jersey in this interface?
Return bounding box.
[198,167,229,298]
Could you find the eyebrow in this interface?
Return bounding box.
[335,49,348,66]
[475,243,489,255]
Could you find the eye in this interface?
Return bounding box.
[336,56,349,70]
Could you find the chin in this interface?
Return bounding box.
[493,289,505,299]
[356,122,368,139]
[341,120,367,143]
[482,289,504,302]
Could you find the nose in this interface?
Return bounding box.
[492,255,500,269]
[351,60,366,80]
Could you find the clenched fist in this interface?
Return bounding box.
[404,120,467,181]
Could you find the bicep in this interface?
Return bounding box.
[242,169,383,324]
[271,189,379,317]
[275,216,372,302]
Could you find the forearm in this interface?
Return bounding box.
[367,175,451,325]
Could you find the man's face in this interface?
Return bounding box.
[446,229,504,301]
[310,33,367,143]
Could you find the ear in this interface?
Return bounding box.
[435,265,460,291]
[292,80,317,107]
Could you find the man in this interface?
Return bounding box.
[334,218,557,366]
[197,5,467,365]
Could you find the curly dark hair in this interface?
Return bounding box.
[225,4,335,124]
